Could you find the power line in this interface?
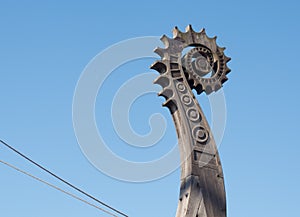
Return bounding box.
[0,159,118,217]
[0,139,128,217]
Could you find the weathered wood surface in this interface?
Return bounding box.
[151,25,230,217]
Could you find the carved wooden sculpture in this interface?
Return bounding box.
[151,25,231,217]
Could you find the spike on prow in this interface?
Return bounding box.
[185,24,195,33]
[199,28,206,34]
[224,55,231,63]
[158,88,174,99]
[160,35,172,48]
[162,98,178,114]
[219,47,226,52]
[211,36,217,42]
[153,75,170,88]
[150,60,167,74]
[220,75,228,84]
[225,67,231,74]
[173,26,182,38]
[154,47,166,58]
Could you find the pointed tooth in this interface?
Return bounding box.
[150,60,167,74]
[211,36,217,42]
[219,47,226,52]
[162,98,175,107]
[162,98,178,113]
[220,75,228,84]
[160,35,171,47]
[224,55,231,63]
[154,47,165,58]
[199,28,206,34]
[185,24,194,33]
[162,98,171,107]
[153,75,170,87]
[158,89,165,97]
[158,88,173,99]
[225,67,231,74]
[173,26,180,38]
[207,35,216,40]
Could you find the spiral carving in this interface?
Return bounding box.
[151,25,229,217]
[192,126,209,144]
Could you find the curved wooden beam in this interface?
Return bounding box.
[151,25,230,217]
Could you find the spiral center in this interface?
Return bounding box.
[192,55,212,78]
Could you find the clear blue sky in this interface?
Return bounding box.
[0,1,299,217]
